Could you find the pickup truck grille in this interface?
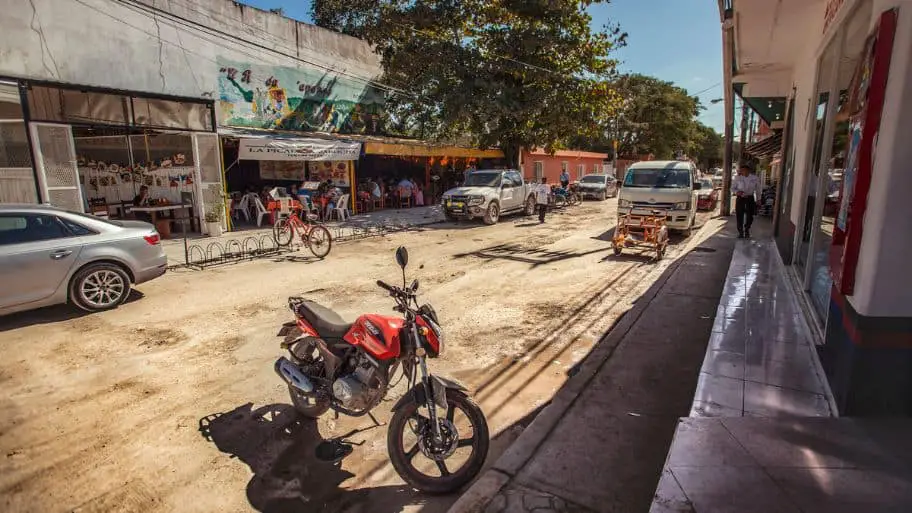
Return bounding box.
[632,201,675,210]
[448,195,469,203]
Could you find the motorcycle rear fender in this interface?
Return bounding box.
[391,375,468,412]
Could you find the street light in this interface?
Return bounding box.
[709,98,724,104]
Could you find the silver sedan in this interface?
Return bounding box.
[0,204,167,315]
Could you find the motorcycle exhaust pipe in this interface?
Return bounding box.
[274,356,315,394]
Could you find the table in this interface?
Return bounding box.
[266,199,303,224]
[129,205,193,238]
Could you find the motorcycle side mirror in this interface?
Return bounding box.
[395,246,409,268]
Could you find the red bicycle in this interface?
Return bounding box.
[273,211,332,259]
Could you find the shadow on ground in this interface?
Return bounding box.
[199,402,544,513]
[0,290,146,332]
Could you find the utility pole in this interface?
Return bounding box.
[720,7,735,216]
[739,99,749,167]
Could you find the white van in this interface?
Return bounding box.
[617,160,702,234]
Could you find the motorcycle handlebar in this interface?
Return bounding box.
[376,280,395,292]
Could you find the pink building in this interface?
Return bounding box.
[519,149,610,183]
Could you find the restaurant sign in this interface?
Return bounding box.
[239,138,361,161]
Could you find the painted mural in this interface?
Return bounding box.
[217,58,385,135]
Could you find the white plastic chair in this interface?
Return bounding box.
[232,195,250,221]
[330,194,350,221]
[252,196,269,227]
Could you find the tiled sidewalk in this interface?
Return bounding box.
[691,237,833,418]
[650,234,912,512]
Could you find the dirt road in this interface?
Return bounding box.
[0,200,711,513]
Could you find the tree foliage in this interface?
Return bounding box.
[610,74,703,160]
[690,121,724,169]
[312,0,627,164]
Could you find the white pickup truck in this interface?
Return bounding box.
[441,169,537,225]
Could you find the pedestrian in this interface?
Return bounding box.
[536,177,551,223]
[732,164,760,238]
[560,168,570,189]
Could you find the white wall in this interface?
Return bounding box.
[0,0,381,101]
[850,0,912,316]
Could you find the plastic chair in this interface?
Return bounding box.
[232,195,250,221]
[252,196,269,227]
[330,194,350,221]
[398,188,412,208]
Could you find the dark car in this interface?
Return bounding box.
[576,174,617,201]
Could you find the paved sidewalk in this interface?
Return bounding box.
[449,218,738,513]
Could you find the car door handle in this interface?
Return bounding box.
[50,250,72,260]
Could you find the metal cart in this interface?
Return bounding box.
[612,208,670,260]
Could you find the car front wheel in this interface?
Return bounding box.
[70,263,132,312]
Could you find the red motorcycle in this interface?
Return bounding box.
[274,247,489,493]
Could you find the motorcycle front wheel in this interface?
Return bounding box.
[387,388,489,494]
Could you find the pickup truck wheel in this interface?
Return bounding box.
[483,202,500,225]
[523,196,535,216]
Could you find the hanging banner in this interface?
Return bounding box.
[239,137,361,161]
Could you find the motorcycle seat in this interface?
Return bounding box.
[295,300,352,339]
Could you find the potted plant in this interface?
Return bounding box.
[204,201,224,237]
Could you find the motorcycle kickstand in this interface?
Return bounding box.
[368,411,385,428]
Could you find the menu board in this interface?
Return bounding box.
[307,160,351,187]
[259,160,306,181]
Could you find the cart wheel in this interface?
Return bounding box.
[613,245,622,256]
[656,244,666,259]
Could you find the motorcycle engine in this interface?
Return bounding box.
[331,353,385,411]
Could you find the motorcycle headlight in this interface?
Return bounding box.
[618,199,632,208]
[428,319,444,356]
[673,201,691,210]
[468,195,485,206]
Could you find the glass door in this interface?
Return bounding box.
[29,122,84,212]
[192,133,226,234]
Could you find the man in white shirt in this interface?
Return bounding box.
[536,177,551,223]
[732,164,761,238]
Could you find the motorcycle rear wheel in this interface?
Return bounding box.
[387,389,489,494]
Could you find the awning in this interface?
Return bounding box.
[364,142,504,158]
[219,127,361,161]
[745,132,783,158]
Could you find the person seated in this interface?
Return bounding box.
[414,184,425,206]
[132,185,153,223]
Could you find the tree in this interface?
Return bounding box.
[691,122,723,169]
[610,74,701,159]
[312,0,627,165]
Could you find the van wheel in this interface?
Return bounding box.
[483,202,500,225]
[69,263,132,312]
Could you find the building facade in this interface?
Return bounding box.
[519,149,610,184]
[721,0,912,415]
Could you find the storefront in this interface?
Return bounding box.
[1,79,222,236]
[726,0,912,415]
[218,127,361,227]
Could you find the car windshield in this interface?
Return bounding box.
[624,168,691,189]
[580,175,606,183]
[699,179,714,189]
[464,172,502,187]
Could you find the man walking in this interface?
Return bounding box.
[536,177,551,223]
[732,164,761,238]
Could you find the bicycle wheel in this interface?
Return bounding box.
[273,217,294,247]
[306,225,332,259]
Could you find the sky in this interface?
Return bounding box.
[238,0,724,132]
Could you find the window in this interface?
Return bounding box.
[593,163,600,174]
[577,164,585,179]
[0,214,68,245]
[506,171,523,187]
[58,217,96,236]
[623,168,692,189]
[561,161,569,173]
[534,162,544,181]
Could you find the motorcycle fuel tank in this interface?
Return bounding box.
[344,314,404,360]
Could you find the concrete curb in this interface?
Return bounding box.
[448,219,729,513]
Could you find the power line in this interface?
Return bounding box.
[690,82,723,97]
